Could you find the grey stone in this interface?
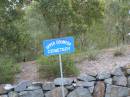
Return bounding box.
[105,84,130,97]
[0,95,8,97]
[113,76,127,86]
[43,82,55,91]
[32,82,43,87]
[112,67,124,76]
[26,85,41,91]
[67,87,92,97]
[54,78,73,86]
[127,69,130,75]
[14,80,32,92]
[4,84,14,91]
[8,91,18,97]
[128,76,130,87]
[88,86,94,94]
[104,78,112,84]
[87,72,97,77]
[65,85,75,91]
[45,87,68,97]
[77,74,96,82]
[19,89,43,97]
[76,81,95,88]
[97,72,111,80]
[93,81,105,97]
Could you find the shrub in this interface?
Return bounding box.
[37,55,79,79]
[0,56,20,83]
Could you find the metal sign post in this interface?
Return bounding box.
[43,36,75,97]
[59,54,65,97]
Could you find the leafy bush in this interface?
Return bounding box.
[0,56,20,83]
[37,55,79,79]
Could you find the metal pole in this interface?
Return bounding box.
[59,54,65,97]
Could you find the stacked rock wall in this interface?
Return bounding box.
[1,66,130,97]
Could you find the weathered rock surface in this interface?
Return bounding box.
[104,78,112,84]
[127,76,130,87]
[26,85,41,91]
[54,78,73,86]
[97,72,111,80]
[105,84,130,97]
[45,87,68,97]
[87,72,97,77]
[113,76,127,86]
[67,87,92,97]
[14,80,32,92]
[77,74,96,82]
[4,84,14,91]
[19,89,43,97]
[112,67,124,76]
[8,91,18,97]
[65,85,75,91]
[93,81,105,97]
[76,81,95,88]
[0,95,8,97]
[42,82,55,91]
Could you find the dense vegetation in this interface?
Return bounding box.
[0,0,130,82]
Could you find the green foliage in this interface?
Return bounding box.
[0,56,20,83]
[37,55,79,79]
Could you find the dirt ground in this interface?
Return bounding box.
[15,61,40,83]
[14,46,130,83]
[76,46,130,74]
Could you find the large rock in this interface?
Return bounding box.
[14,80,32,92]
[96,72,111,80]
[87,72,97,77]
[42,82,55,91]
[105,84,130,97]
[104,78,112,85]
[93,81,105,97]
[0,95,8,97]
[65,85,75,91]
[77,74,96,82]
[67,87,92,97]
[45,87,68,97]
[19,89,43,97]
[113,76,127,86]
[26,85,41,91]
[128,76,130,87]
[88,86,95,94]
[54,78,73,86]
[112,67,124,76]
[8,91,18,97]
[76,81,95,88]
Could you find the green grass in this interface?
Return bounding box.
[0,56,20,83]
[37,55,79,79]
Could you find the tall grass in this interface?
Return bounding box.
[0,56,20,83]
[37,55,79,79]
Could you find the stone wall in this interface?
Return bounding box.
[1,66,130,97]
